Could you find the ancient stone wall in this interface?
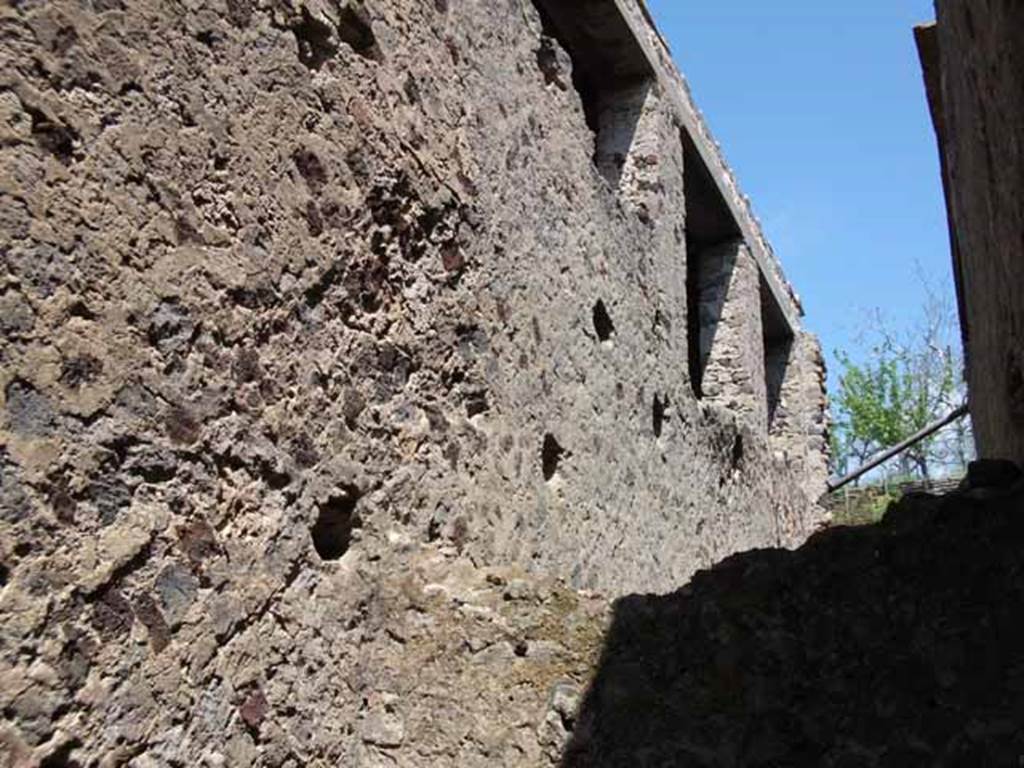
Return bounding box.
[769,332,830,503]
[694,240,769,427]
[921,1,1024,466]
[0,0,827,764]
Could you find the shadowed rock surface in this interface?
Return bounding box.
[564,463,1024,767]
[928,0,1024,468]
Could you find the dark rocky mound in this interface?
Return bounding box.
[564,461,1024,767]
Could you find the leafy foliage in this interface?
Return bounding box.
[830,279,972,482]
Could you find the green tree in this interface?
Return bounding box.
[830,279,972,483]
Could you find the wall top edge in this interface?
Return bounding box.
[618,0,805,332]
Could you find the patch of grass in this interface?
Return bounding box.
[830,487,900,527]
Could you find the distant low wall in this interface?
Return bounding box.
[825,477,963,526]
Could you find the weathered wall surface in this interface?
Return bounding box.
[926,0,1024,466]
[769,332,830,503]
[2,537,608,767]
[696,241,768,427]
[0,0,826,763]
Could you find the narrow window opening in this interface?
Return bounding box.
[762,275,794,429]
[311,486,362,561]
[683,131,742,399]
[592,299,615,342]
[653,394,669,438]
[529,0,654,187]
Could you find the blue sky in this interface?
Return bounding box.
[646,0,951,388]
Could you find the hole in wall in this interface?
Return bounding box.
[311,486,362,561]
[67,301,98,321]
[292,7,338,70]
[38,739,83,768]
[731,433,745,470]
[465,390,490,418]
[592,299,615,342]
[194,29,219,48]
[336,4,380,61]
[541,433,565,482]
[653,394,668,438]
[557,707,576,734]
[653,308,671,336]
[25,105,80,165]
[0,562,8,587]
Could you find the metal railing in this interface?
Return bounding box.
[826,404,970,494]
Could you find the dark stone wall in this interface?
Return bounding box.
[931,0,1024,465]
